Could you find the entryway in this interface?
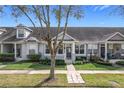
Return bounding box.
[66,44,72,60]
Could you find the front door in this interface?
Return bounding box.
[101,44,105,58]
[66,44,72,59]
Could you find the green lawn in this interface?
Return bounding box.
[0,74,124,87]
[74,63,124,70]
[0,74,82,87]
[82,74,124,88]
[0,62,66,70]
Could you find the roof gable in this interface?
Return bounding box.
[52,32,76,41]
[26,37,39,42]
[107,32,124,41]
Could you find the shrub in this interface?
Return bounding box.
[76,56,87,61]
[56,59,65,65]
[90,55,100,62]
[116,61,124,66]
[0,53,15,62]
[40,58,65,65]
[74,61,83,65]
[40,57,51,65]
[27,54,41,62]
[74,60,89,65]
[96,61,112,66]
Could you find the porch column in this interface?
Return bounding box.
[72,43,75,62]
[0,43,3,53]
[14,43,17,60]
[85,44,88,59]
[105,43,107,61]
[98,44,101,57]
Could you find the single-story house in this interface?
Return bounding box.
[0,24,124,63]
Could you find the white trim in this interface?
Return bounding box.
[26,36,39,42]
[106,32,124,41]
[52,32,77,41]
[14,43,17,59]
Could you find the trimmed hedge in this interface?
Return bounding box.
[0,53,15,62]
[27,54,41,61]
[40,59,65,65]
[116,61,124,66]
[74,60,89,65]
[75,56,87,61]
[95,61,112,66]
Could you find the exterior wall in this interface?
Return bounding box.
[86,44,99,57]
[21,42,38,60]
[3,40,124,61]
[21,43,28,60]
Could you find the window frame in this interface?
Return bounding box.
[45,45,50,54]
[88,44,97,49]
[18,29,25,38]
[58,45,64,54]
[75,44,85,54]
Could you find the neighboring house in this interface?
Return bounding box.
[0,24,124,63]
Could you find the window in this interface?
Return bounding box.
[18,29,25,37]
[29,49,35,54]
[80,45,84,54]
[45,45,50,54]
[88,44,97,49]
[121,44,124,49]
[108,44,113,49]
[75,45,79,54]
[75,44,84,54]
[58,46,63,54]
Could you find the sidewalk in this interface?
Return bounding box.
[0,70,67,74]
[0,70,124,74]
[78,70,124,74]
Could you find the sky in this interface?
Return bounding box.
[0,5,124,27]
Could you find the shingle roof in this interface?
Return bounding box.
[1,27,124,42]
[0,27,16,41]
[29,27,124,41]
[3,35,23,42]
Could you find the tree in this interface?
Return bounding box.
[8,5,83,80]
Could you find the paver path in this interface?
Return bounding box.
[67,64,85,83]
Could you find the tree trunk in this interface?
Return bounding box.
[49,54,56,80]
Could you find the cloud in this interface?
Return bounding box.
[99,5,110,11]
[93,6,101,11]
[93,5,110,11]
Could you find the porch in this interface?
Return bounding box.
[0,43,22,61]
[99,42,124,60]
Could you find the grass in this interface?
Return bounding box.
[0,74,82,88]
[0,62,66,70]
[82,74,124,88]
[74,63,124,70]
[0,74,124,87]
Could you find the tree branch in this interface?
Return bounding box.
[17,6,36,28]
[56,6,72,50]
[53,5,61,52]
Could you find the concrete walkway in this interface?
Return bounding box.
[78,70,124,74]
[67,64,85,83]
[0,70,124,74]
[0,70,67,74]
